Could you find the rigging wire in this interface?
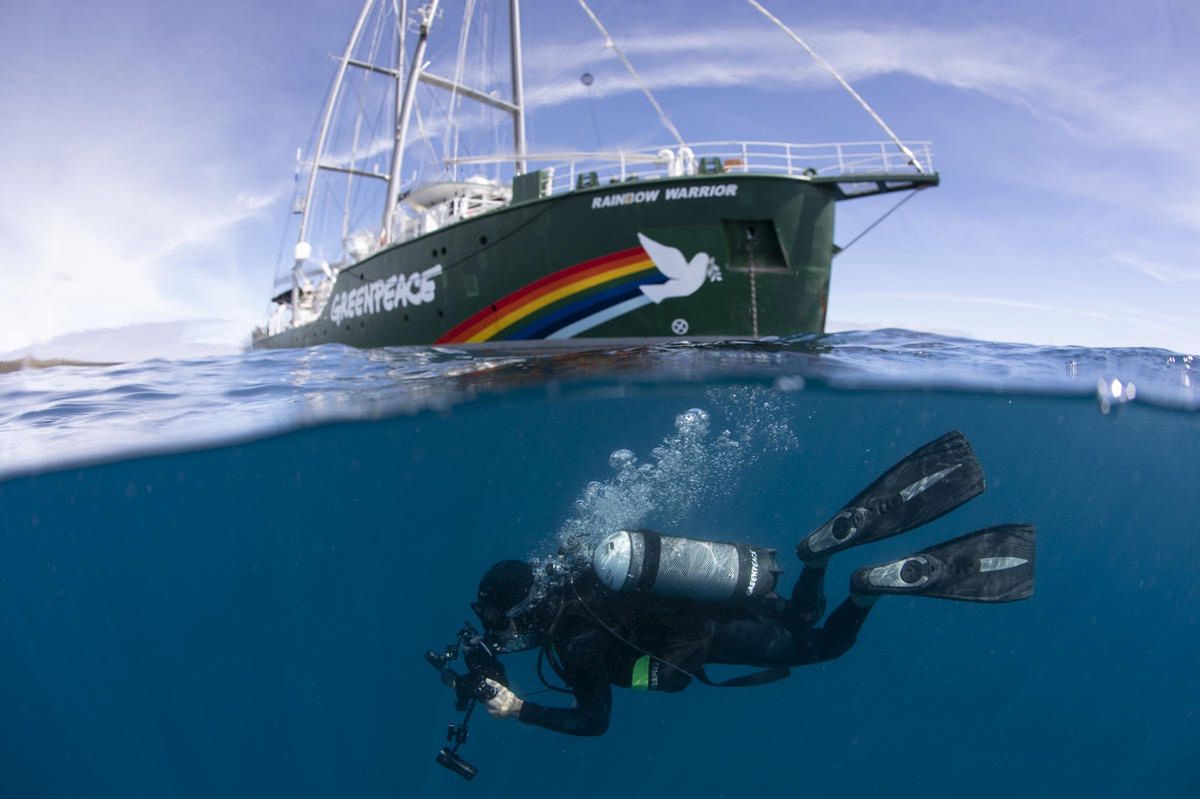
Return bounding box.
[343,1,391,240]
[416,19,485,177]
[358,4,398,227]
[443,0,492,174]
[342,115,364,241]
[576,0,685,147]
[836,190,920,256]
[275,60,342,283]
[421,81,458,180]
[293,0,394,271]
[271,164,301,291]
[445,0,478,180]
[416,10,466,179]
[392,0,405,44]
[744,0,926,174]
[580,58,605,150]
[413,100,443,183]
[298,2,388,255]
[585,79,604,149]
[487,5,503,183]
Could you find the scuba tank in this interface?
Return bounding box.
[592,530,782,606]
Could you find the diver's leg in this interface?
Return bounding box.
[707,595,873,668]
[815,595,874,658]
[786,563,828,628]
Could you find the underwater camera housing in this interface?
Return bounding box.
[425,622,509,781]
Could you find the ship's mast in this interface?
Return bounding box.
[382,0,440,244]
[509,0,527,175]
[381,0,528,244]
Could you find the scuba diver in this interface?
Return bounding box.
[437,431,1035,746]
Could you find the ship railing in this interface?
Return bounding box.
[393,188,511,243]
[546,140,935,194]
[444,140,933,196]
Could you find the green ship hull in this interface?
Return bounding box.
[255,172,934,350]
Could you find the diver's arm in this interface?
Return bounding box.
[517,629,612,736]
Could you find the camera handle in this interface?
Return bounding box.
[447,698,476,750]
[436,698,480,781]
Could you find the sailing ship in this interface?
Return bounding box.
[253,0,938,350]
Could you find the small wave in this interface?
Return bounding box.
[0,330,1195,480]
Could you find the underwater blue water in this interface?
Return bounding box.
[1,331,1198,797]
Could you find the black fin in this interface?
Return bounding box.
[798,431,986,561]
[850,524,1036,603]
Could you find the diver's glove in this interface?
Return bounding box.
[482,678,524,719]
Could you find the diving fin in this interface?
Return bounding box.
[798,430,985,562]
[850,524,1036,603]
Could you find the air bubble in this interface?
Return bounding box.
[1096,377,1136,415]
[774,376,805,392]
[675,407,710,435]
[609,449,636,470]
[549,390,799,571]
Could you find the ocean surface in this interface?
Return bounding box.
[1,330,1198,797]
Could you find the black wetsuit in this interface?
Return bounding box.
[517,566,872,736]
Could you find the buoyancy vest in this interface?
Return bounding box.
[549,584,714,693]
[548,574,790,693]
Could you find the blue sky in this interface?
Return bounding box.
[1,0,1197,356]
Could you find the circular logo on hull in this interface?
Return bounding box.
[671,318,689,335]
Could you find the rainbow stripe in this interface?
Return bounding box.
[436,246,666,343]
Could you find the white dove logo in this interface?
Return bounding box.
[637,233,711,304]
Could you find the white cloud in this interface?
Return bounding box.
[1111,252,1200,284]
[524,23,1200,166]
[864,292,1190,343]
[0,133,283,351]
